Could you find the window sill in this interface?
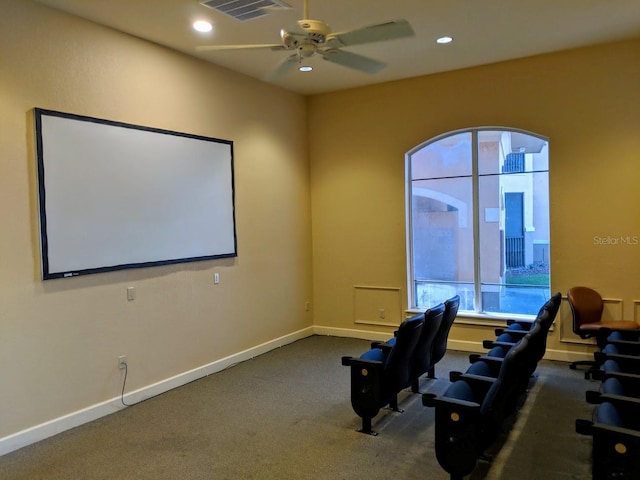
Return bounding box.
[405,309,539,328]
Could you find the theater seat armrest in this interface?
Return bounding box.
[456,373,496,398]
[342,356,385,371]
[422,392,480,410]
[375,342,393,354]
[590,369,640,382]
[607,374,640,391]
[421,392,437,407]
[590,422,640,439]
[585,390,602,404]
[593,393,640,414]
[482,340,516,350]
[457,372,497,384]
[599,371,640,382]
[470,355,505,365]
[576,418,594,436]
[507,318,534,327]
[346,357,384,370]
[595,352,640,366]
[607,339,640,347]
[499,329,528,339]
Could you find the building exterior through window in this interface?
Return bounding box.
[406,128,550,316]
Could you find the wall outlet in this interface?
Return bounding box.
[379,309,386,319]
[118,355,127,370]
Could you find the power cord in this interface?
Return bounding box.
[120,362,137,407]
[119,357,245,407]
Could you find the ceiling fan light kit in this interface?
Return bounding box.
[192,20,213,33]
[196,0,415,81]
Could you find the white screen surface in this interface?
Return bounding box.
[35,109,236,279]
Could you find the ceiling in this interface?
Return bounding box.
[35,0,640,95]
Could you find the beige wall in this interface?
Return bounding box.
[309,39,640,357]
[2,0,640,453]
[0,0,312,441]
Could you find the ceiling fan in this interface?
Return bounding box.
[196,0,415,80]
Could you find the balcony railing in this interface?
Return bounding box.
[502,153,525,173]
[505,236,525,268]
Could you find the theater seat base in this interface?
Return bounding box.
[357,417,378,436]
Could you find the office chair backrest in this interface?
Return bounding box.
[431,295,460,365]
[567,286,604,337]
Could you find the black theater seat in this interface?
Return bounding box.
[341,313,424,435]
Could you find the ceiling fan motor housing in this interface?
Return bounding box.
[297,19,330,44]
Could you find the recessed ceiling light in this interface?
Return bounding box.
[436,36,453,44]
[299,66,313,72]
[193,20,213,33]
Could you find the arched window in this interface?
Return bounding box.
[406,128,550,316]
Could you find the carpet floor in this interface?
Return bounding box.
[0,336,595,479]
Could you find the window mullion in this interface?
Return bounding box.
[471,130,482,313]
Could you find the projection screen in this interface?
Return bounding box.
[34,108,237,280]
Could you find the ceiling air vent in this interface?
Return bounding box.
[200,0,291,22]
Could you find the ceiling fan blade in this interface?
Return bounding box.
[325,19,414,48]
[319,49,386,74]
[196,44,285,52]
[265,53,300,81]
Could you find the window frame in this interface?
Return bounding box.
[405,127,550,320]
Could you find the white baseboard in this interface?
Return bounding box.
[0,325,591,456]
[312,325,392,342]
[312,325,593,363]
[0,326,314,457]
